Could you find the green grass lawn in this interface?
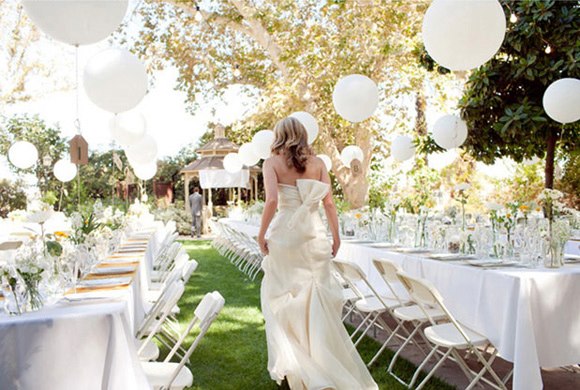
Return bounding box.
[169,240,454,390]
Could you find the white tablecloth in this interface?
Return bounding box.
[0,233,157,390]
[220,219,580,390]
[338,241,580,390]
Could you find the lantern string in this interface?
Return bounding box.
[74,45,81,135]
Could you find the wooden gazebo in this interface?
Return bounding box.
[181,125,260,219]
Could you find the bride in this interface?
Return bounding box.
[258,117,378,390]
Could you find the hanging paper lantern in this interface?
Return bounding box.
[422,0,506,71]
[223,153,243,173]
[251,130,275,160]
[132,162,157,180]
[53,159,77,182]
[238,143,260,166]
[317,154,332,171]
[22,0,128,46]
[340,145,364,166]
[110,111,147,147]
[125,134,158,165]
[542,78,580,124]
[290,111,319,144]
[391,135,415,161]
[8,141,38,169]
[432,115,468,149]
[332,74,379,122]
[84,48,148,113]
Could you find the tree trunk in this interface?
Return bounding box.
[341,175,370,209]
[545,130,557,189]
[415,91,427,164]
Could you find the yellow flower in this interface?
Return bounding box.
[54,231,69,239]
[519,205,529,212]
[506,213,512,219]
[354,213,362,219]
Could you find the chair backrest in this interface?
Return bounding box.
[137,280,185,340]
[182,259,198,282]
[372,258,407,305]
[163,291,225,389]
[396,271,471,341]
[332,258,395,309]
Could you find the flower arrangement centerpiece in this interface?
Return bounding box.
[384,198,401,243]
[1,241,46,314]
[487,202,517,259]
[453,183,470,232]
[537,189,571,268]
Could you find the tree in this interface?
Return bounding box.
[0,178,27,217]
[0,115,67,198]
[458,0,579,189]
[0,1,67,105]
[129,0,430,207]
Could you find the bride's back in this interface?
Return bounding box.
[269,154,323,186]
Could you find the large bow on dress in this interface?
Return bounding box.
[285,179,329,240]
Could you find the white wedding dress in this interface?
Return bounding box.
[261,179,378,390]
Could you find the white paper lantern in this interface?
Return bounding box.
[238,143,260,166]
[317,154,332,171]
[84,48,148,113]
[110,111,147,147]
[332,74,379,122]
[542,78,580,124]
[8,141,38,169]
[432,115,468,149]
[132,162,157,180]
[422,0,506,71]
[251,130,275,160]
[391,135,416,161]
[340,145,364,166]
[223,153,243,173]
[22,0,128,46]
[53,159,77,182]
[290,111,319,144]
[125,135,158,165]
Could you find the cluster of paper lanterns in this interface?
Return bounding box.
[6,139,78,182]
[21,2,156,181]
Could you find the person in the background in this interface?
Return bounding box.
[189,187,203,238]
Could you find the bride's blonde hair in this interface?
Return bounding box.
[271,117,313,173]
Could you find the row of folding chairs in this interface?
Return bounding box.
[128,222,226,389]
[333,258,512,390]
[209,221,263,280]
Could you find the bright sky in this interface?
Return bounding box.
[0,0,520,183]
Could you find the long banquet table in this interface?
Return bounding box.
[220,218,580,390]
[0,229,161,390]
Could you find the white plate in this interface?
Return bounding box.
[368,242,399,249]
[77,277,132,288]
[429,253,476,261]
[465,259,519,267]
[91,266,135,275]
[394,247,432,254]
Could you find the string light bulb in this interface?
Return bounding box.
[545,45,552,54]
[194,5,203,22]
[233,64,241,78]
[509,13,517,23]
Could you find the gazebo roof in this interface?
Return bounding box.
[181,124,260,174]
[197,137,239,155]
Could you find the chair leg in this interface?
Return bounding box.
[415,347,453,390]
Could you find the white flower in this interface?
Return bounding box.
[27,210,53,224]
[455,183,471,192]
[486,202,503,211]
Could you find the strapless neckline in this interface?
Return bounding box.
[278,178,327,188]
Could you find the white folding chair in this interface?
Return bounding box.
[397,271,509,390]
[137,281,185,361]
[332,259,403,365]
[141,291,225,390]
